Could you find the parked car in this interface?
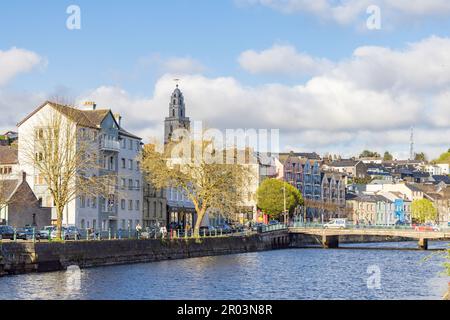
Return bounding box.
[324,219,347,229]
[216,224,233,234]
[199,225,216,236]
[413,223,440,232]
[251,223,265,232]
[0,225,15,240]
[16,227,40,240]
[51,226,82,240]
[268,220,280,226]
[39,226,56,239]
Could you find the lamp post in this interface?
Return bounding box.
[283,183,287,225]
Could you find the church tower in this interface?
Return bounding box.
[164,85,191,144]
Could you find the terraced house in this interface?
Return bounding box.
[17,101,143,233]
[280,153,347,221]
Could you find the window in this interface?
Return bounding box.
[80,195,86,208]
[128,159,133,170]
[35,152,44,162]
[121,178,126,189]
[35,128,44,140]
[128,200,133,211]
[121,199,126,210]
[121,158,126,169]
[92,197,97,208]
[34,174,45,185]
[136,161,140,171]
[135,180,140,190]
[129,179,133,189]
[81,219,85,229]
[122,220,126,229]
[128,139,132,150]
[121,139,126,149]
[93,219,97,230]
[136,200,140,211]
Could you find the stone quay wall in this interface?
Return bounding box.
[0,231,289,276]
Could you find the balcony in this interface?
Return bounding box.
[100,140,120,152]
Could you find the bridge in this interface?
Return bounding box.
[288,226,450,250]
[260,224,450,250]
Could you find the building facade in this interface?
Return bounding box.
[280,153,346,222]
[17,101,143,232]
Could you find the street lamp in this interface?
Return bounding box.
[282,184,287,225]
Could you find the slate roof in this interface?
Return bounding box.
[0,179,20,202]
[328,160,359,167]
[17,101,142,140]
[432,175,450,184]
[0,146,18,165]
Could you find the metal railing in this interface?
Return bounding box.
[289,222,450,232]
[259,224,288,233]
[0,227,257,243]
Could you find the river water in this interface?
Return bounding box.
[1,242,448,300]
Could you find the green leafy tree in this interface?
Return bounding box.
[383,151,393,161]
[414,152,427,162]
[411,199,438,224]
[352,177,373,184]
[359,150,381,158]
[256,179,303,220]
[434,150,450,164]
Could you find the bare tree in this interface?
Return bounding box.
[141,139,251,237]
[21,107,116,239]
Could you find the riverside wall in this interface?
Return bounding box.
[0,231,289,276]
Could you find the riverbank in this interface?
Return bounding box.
[0,231,289,276]
[0,231,446,277]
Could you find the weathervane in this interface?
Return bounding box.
[174,78,180,88]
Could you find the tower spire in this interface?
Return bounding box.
[409,126,414,161]
[164,84,191,145]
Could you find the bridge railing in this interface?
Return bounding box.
[289,222,450,231]
[259,224,288,233]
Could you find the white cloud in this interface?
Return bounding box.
[137,54,206,75]
[0,47,44,86]
[162,57,206,74]
[238,0,450,25]
[238,44,333,76]
[76,36,450,159]
[0,90,46,133]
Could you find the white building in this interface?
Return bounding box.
[17,101,143,232]
[423,163,450,176]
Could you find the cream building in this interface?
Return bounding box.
[17,101,143,232]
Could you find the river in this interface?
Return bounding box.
[1,242,449,300]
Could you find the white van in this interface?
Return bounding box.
[324,219,347,229]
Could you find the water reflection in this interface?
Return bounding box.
[1,243,448,300]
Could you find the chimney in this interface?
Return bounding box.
[114,113,122,126]
[82,101,97,111]
[22,171,27,183]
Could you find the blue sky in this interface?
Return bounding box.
[2,1,450,158]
